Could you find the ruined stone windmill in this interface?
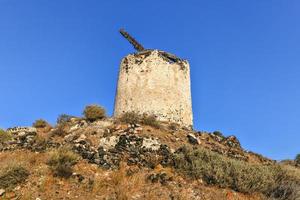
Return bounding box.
[114,29,193,127]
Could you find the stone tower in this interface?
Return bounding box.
[114,30,193,127]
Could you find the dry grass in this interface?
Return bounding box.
[0,160,29,189]
[0,150,267,200]
[119,111,140,124]
[119,112,161,129]
[51,123,69,137]
[47,147,79,178]
[141,114,160,129]
[267,164,300,200]
[173,146,281,194]
[0,129,12,143]
[92,162,145,199]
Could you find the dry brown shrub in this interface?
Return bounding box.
[173,146,280,194]
[47,147,79,178]
[141,114,160,129]
[83,104,106,122]
[119,111,141,124]
[168,122,179,131]
[0,129,12,143]
[0,160,30,189]
[33,119,48,128]
[267,164,300,200]
[92,162,145,199]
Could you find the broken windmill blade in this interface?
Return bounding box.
[119,29,145,52]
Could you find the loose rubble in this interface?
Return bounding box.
[1,119,274,169]
[0,189,5,196]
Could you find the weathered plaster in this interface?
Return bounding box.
[114,50,193,127]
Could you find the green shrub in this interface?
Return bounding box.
[267,176,300,200]
[119,111,140,124]
[83,105,106,122]
[0,129,12,143]
[295,154,300,166]
[0,163,29,189]
[173,146,280,194]
[33,119,48,128]
[47,147,79,178]
[267,164,300,200]
[212,131,224,138]
[141,114,160,128]
[53,114,73,136]
[57,114,74,124]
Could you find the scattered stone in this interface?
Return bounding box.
[147,172,173,185]
[142,138,160,151]
[7,127,37,134]
[0,189,5,196]
[115,125,122,130]
[72,173,85,183]
[74,134,87,144]
[93,120,113,129]
[99,136,119,150]
[187,133,200,145]
[135,127,143,132]
[64,132,79,143]
[223,135,241,149]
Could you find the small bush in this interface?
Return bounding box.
[47,147,79,178]
[173,146,280,194]
[267,164,300,200]
[141,114,160,128]
[212,131,224,138]
[0,163,29,189]
[57,114,74,124]
[0,129,12,143]
[52,124,67,137]
[268,177,300,200]
[33,119,48,128]
[119,111,141,124]
[33,135,48,151]
[168,122,179,131]
[295,154,300,166]
[83,104,106,122]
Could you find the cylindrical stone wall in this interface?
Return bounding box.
[114,50,193,127]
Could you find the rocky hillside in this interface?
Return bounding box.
[0,109,299,200]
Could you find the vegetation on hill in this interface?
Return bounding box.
[0,105,299,200]
[0,129,12,143]
[32,119,48,128]
[83,104,106,122]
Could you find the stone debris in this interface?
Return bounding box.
[7,126,37,134]
[1,119,274,169]
[92,120,113,129]
[74,134,87,144]
[223,135,241,149]
[147,172,173,185]
[1,126,59,152]
[187,133,201,145]
[64,132,79,143]
[0,189,5,196]
[99,136,119,150]
[141,137,161,151]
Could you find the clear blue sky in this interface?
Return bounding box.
[0,0,299,160]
